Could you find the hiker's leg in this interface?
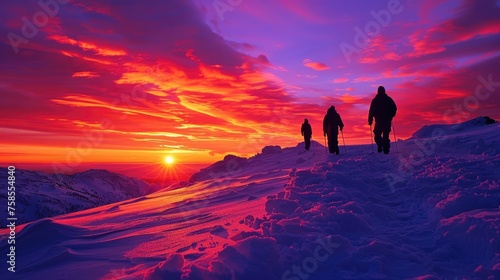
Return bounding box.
[328,135,335,153]
[333,134,339,154]
[382,126,391,154]
[374,124,383,152]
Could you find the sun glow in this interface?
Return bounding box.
[165,156,175,165]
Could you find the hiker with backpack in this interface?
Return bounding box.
[301,119,313,150]
[323,106,344,154]
[368,86,397,154]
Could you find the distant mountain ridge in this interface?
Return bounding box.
[0,168,153,225]
[411,116,497,139]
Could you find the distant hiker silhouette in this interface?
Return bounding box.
[301,119,312,150]
[368,86,397,154]
[323,106,344,154]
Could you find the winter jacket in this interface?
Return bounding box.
[323,107,344,136]
[301,122,312,138]
[368,93,397,125]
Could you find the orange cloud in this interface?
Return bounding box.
[338,93,363,104]
[60,50,114,65]
[436,90,468,99]
[49,35,126,56]
[50,95,183,122]
[72,71,100,78]
[333,77,349,83]
[357,35,402,64]
[383,52,401,61]
[352,76,381,83]
[303,59,330,71]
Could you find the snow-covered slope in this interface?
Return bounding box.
[411,116,496,139]
[0,119,499,280]
[0,169,153,224]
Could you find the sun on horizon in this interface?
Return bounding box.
[164,156,175,165]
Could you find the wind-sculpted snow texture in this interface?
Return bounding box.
[1,118,498,280]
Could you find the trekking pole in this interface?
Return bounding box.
[341,130,347,154]
[392,122,399,153]
[370,124,374,154]
[324,135,328,154]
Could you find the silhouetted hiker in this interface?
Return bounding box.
[368,86,397,154]
[323,106,344,154]
[301,119,312,150]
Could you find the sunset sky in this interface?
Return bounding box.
[1,0,499,171]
